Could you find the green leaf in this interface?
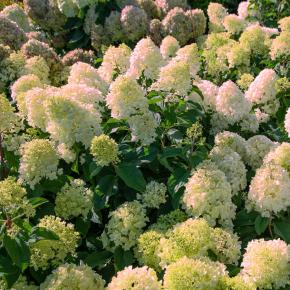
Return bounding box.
[89,162,102,179]
[254,216,269,235]
[114,247,135,271]
[28,197,48,208]
[84,251,112,268]
[167,167,190,209]
[273,220,290,243]
[76,217,91,236]
[115,162,146,192]
[3,235,30,271]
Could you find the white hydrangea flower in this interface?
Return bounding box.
[182,164,236,228]
[216,80,252,124]
[25,87,50,131]
[137,181,167,209]
[263,142,290,173]
[270,31,290,60]
[60,83,104,112]
[214,131,249,163]
[241,239,290,289]
[151,59,191,96]
[193,79,219,110]
[163,256,227,290]
[208,3,228,32]
[98,44,131,84]
[246,135,278,169]
[211,228,241,265]
[55,179,93,220]
[223,14,245,35]
[247,164,290,217]
[101,201,148,250]
[40,263,105,290]
[10,74,43,114]
[68,62,108,95]
[172,43,200,77]
[209,146,247,195]
[237,1,249,19]
[157,218,213,268]
[245,69,279,115]
[160,35,180,59]
[106,75,148,119]
[19,139,61,189]
[128,111,158,145]
[126,37,164,80]
[44,93,102,149]
[108,266,161,290]
[56,143,76,163]
[22,56,50,84]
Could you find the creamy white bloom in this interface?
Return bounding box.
[247,164,290,217]
[216,80,252,124]
[44,93,102,149]
[209,146,247,195]
[246,69,278,104]
[60,83,104,112]
[208,2,228,32]
[107,75,147,119]
[98,44,131,84]
[237,1,249,19]
[246,69,279,115]
[193,79,218,110]
[108,266,161,290]
[68,62,108,95]
[160,36,180,59]
[128,111,158,145]
[127,37,164,80]
[183,164,235,228]
[241,239,290,289]
[173,43,200,77]
[19,139,61,189]
[263,142,290,173]
[151,60,191,96]
[246,135,278,169]
[214,131,249,163]
[223,14,245,35]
